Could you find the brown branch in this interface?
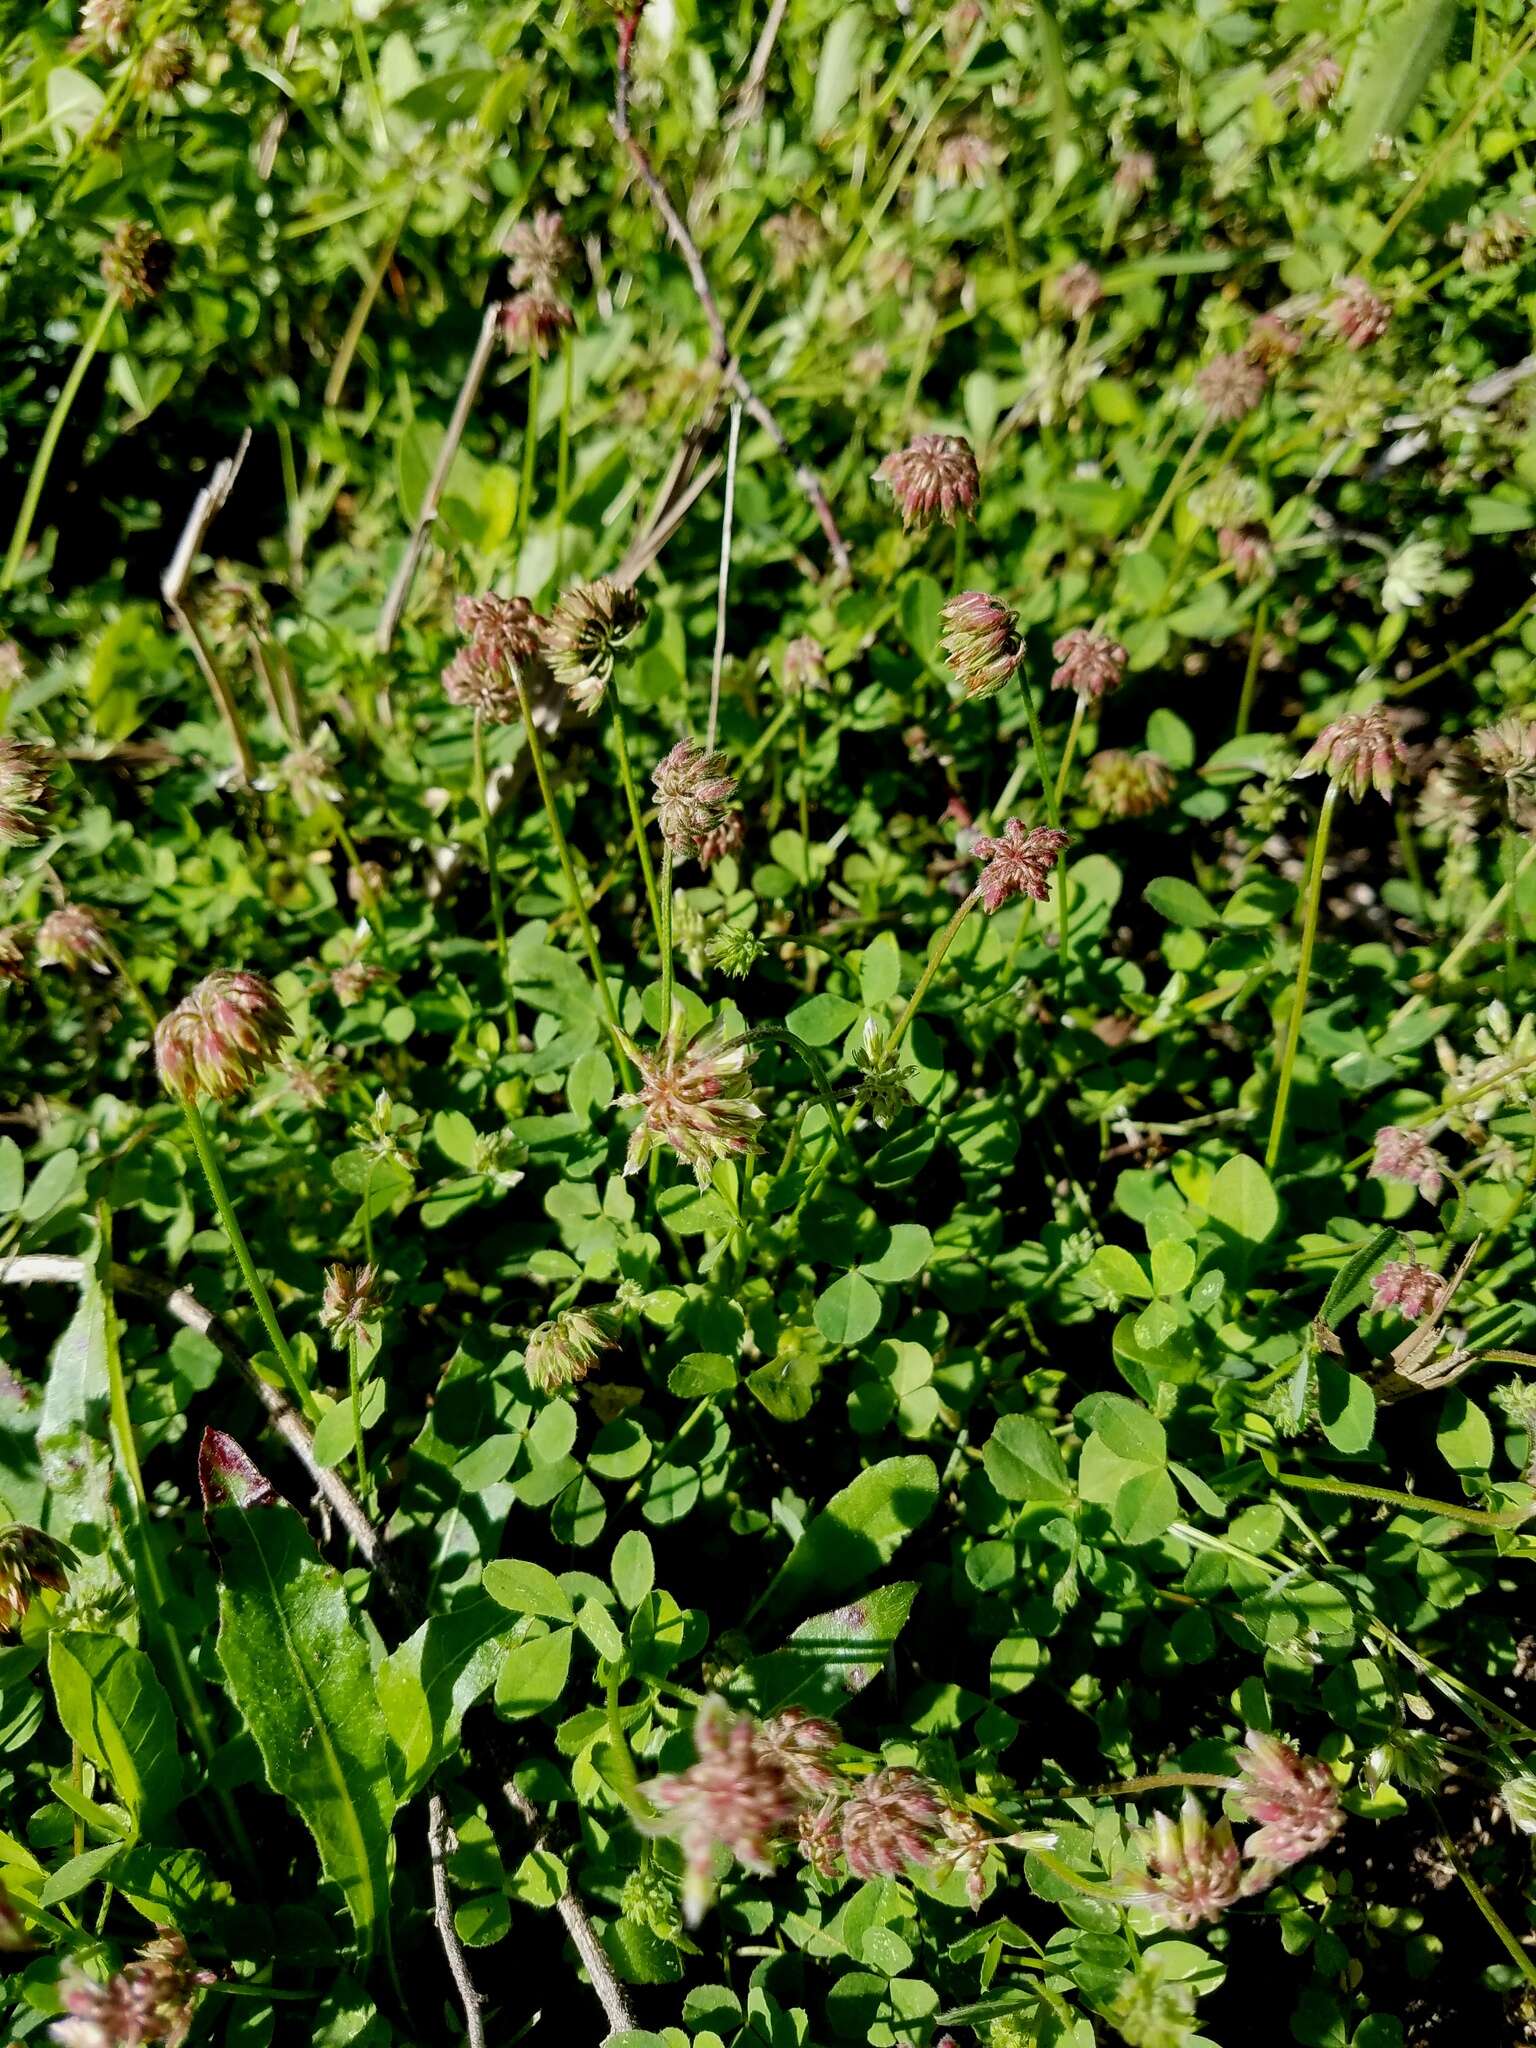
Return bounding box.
[0,1253,402,1610]
[377,296,504,654]
[729,0,790,128]
[1,1252,638,2039]
[612,26,851,579]
[502,1779,638,2038]
[428,1794,487,2048]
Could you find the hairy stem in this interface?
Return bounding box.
[181,1102,312,1416]
[1266,778,1338,1170]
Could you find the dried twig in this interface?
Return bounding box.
[0,1252,398,1603]
[428,1794,487,2048]
[377,298,504,654]
[705,401,741,751]
[612,17,851,578]
[2,1253,638,2040]
[729,0,790,127]
[161,434,256,781]
[502,1779,638,2038]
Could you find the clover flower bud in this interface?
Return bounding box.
[763,206,826,279]
[1326,276,1392,351]
[1198,350,1268,422]
[153,970,290,1105]
[1370,1260,1447,1321]
[852,1016,917,1129]
[1472,716,1536,790]
[652,740,737,863]
[1229,1731,1344,1872]
[135,33,190,92]
[644,1698,802,1924]
[0,737,53,848]
[940,591,1023,701]
[782,635,828,695]
[970,820,1071,912]
[0,927,30,985]
[1501,1774,1536,1834]
[331,961,388,1008]
[839,1767,947,1881]
[545,578,647,715]
[500,290,573,358]
[1082,748,1176,818]
[1369,1125,1445,1203]
[225,0,263,55]
[1297,55,1342,113]
[620,1018,762,1186]
[1218,521,1274,583]
[100,220,171,307]
[1296,704,1406,801]
[1113,150,1156,201]
[933,129,1001,190]
[1461,210,1531,273]
[319,1263,385,1348]
[1245,311,1301,368]
[1051,625,1126,700]
[503,208,577,291]
[443,593,547,724]
[1051,261,1104,319]
[0,642,24,688]
[76,0,134,53]
[0,1525,71,1631]
[1118,1795,1242,1930]
[874,434,980,530]
[347,861,387,907]
[523,1305,620,1395]
[798,1798,845,1879]
[51,1928,214,2048]
[708,921,766,979]
[758,1709,844,1802]
[36,905,110,974]
[697,809,745,869]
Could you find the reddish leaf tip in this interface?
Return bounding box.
[199,1428,278,1511]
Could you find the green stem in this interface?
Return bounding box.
[1137,414,1212,550]
[181,1102,312,1416]
[515,349,542,581]
[1265,779,1338,1170]
[1434,1818,1536,1990]
[1052,693,1086,812]
[1274,1467,1530,1532]
[610,690,663,946]
[554,334,575,578]
[603,1672,653,1822]
[3,292,119,592]
[1395,837,1536,1026]
[659,845,675,1031]
[347,1328,366,1502]
[888,888,982,1057]
[512,674,629,1076]
[1012,663,1071,999]
[473,712,512,1015]
[1235,597,1268,737]
[744,1023,856,1164]
[1390,591,1536,699]
[325,806,394,970]
[1367,15,1536,262]
[96,936,158,1036]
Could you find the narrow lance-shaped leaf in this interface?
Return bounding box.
[207,1431,396,1954]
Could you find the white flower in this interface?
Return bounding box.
[1381,538,1447,613]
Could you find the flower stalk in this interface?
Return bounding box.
[181,1102,313,1417]
[1266,779,1338,1169]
